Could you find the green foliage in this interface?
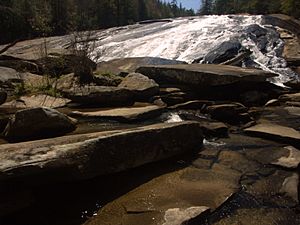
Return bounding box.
[0,0,195,44]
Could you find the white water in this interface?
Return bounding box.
[85,15,298,84]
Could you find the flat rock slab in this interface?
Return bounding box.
[245,123,300,147]
[1,94,71,109]
[96,57,185,76]
[136,64,276,87]
[0,122,203,183]
[61,85,135,106]
[84,166,240,225]
[70,105,164,122]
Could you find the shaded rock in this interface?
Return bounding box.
[168,100,214,110]
[206,103,252,125]
[118,73,159,100]
[198,121,228,138]
[284,106,300,117]
[214,208,300,225]
[160,87,182,95]
[163,206,210,225]
[4,107,77,142]
[286,101,300,107]
[0,90,7,105]
[70,105,164,122]
[1,94,71,109]
[136,64,276,87]
[245,123,300,147]
[280,173,299,202]
[203,40,241,64]
[161,92,190,106]
[284,79,300,90]
[0,122,203,182]
[247,170,298,207]
[0,56,41,74]
[218,151,260,174]
[61,85,135,107]
[279,92,300,102]
[0,114,10,133]
[97,57,186,76]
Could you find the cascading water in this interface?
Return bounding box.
[86,15,297,85]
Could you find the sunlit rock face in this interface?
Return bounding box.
[1,15,298,84]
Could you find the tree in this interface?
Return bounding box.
[199,0,213,15]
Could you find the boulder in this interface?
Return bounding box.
[0,66,22,85]
[70,105,164,122]
[0,122,203,182]
[4,107,77,142]
[198,121,228,138]
[60,85,135,107]
[1,94,71,109]
[203,40,242,64]
[206,103,252,125]
[94,73,123,86]
[118,73,159,100]
[96,57,186,76]
[245,123,300,148]
[136,64,276,87]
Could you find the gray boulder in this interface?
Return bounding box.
[118,73,159,100]
[203,40,242,64]
[4,107,77,142]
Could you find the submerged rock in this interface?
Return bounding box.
[4,107,77,142]
[0,122,203,182]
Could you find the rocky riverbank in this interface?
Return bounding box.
[0,14,300,225]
